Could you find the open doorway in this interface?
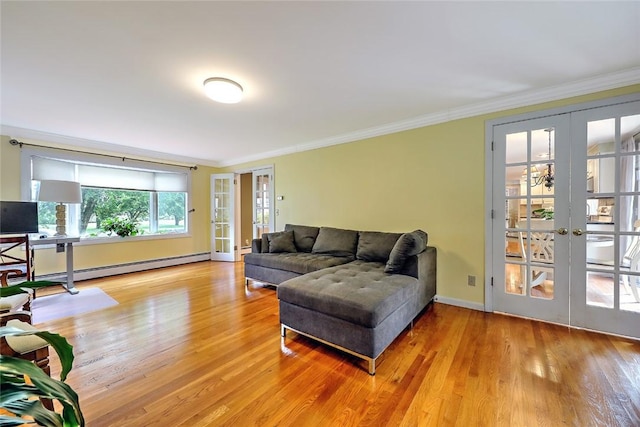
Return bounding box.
[239,173,253,254]
[235,166,274,258]
[211,166,274,262]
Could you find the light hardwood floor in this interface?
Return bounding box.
[37,261,639,426]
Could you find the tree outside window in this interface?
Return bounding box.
[38,188,187,238]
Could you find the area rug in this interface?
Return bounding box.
[31,287,118,324]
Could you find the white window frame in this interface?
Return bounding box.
[20,146,192,242]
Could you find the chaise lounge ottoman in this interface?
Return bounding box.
[278,235,436,375]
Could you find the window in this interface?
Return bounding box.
[23,148,190,239]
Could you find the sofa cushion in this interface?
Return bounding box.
[277,261,419,328]
[267,231,297,253]
[356,231,403,262]
[244,252,353,275]
[311,227,359,257]
[384,230,428,273]
[261,234,270,253]
[284,224,320,253]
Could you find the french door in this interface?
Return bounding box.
[252,167,274,240]
[492,98,640,339]
[570,102,640,338]
[211,173,235,261]
[493,116,571,324]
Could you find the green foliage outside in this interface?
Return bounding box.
[37,202,56,226]
[38,188,186,237]
[159,192,185,226]
[81,188,149,233]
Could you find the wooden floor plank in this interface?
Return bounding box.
[34,261,640,426]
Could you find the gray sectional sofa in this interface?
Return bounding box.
[244,224,437,374]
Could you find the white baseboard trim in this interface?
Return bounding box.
[434,295,486,312]
[40,253,211,282]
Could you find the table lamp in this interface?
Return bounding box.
[38,180,82,236]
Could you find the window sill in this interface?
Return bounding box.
[32,232,192,248]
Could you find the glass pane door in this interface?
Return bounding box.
[211,173,235,262]
[571,101,640,338]
[493,115,571,324]
[253,168,273,239]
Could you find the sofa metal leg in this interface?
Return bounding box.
[368,358,376,375]
[281,324,286,338]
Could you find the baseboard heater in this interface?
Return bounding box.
[38,252,211,282]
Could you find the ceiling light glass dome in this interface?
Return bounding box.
[203,77,243,104]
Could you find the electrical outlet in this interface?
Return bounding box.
[467,275,476,287]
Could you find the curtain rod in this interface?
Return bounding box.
[8,139,198,171]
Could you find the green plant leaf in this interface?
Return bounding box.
[0,357,83,426]
[532,207,554,219]
[0,325,84,427]
[2,398,63,427]
[0,281,62,297]
[1,380,46,403]
[0,414,36,426]
[0,327,75,380]
[101,216,141,237]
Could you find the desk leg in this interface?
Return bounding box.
[64,243,79,295]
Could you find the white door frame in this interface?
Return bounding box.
[227,165,274,261]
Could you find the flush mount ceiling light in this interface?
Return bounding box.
[203,77,243,104]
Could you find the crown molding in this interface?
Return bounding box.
[4,68,640,169]
[221,67,640,167]
[1,125,220,168]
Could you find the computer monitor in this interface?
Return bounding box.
[0,201,39,234]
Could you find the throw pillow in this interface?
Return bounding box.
[284,224,320,252]
[261,234,270,253]
[384,230,428,273]
[267,231,297,253]
[356,231,403,262]
[311,227,358,257]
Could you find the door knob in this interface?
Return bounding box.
[572,228,584,236]
[556,228,568,235]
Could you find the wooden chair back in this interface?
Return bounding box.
[0,235,34,286]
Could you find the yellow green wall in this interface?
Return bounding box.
[0,135,217,274]
[2,84,638,306]
[224,84,640,306]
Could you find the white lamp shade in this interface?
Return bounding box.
[203,77,243,104]
[38,180,82,203]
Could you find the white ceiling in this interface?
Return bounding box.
[2,1,640,167]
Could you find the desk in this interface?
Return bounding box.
[31,236,80,295]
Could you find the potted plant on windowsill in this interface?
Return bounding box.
[101,216,142,237]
